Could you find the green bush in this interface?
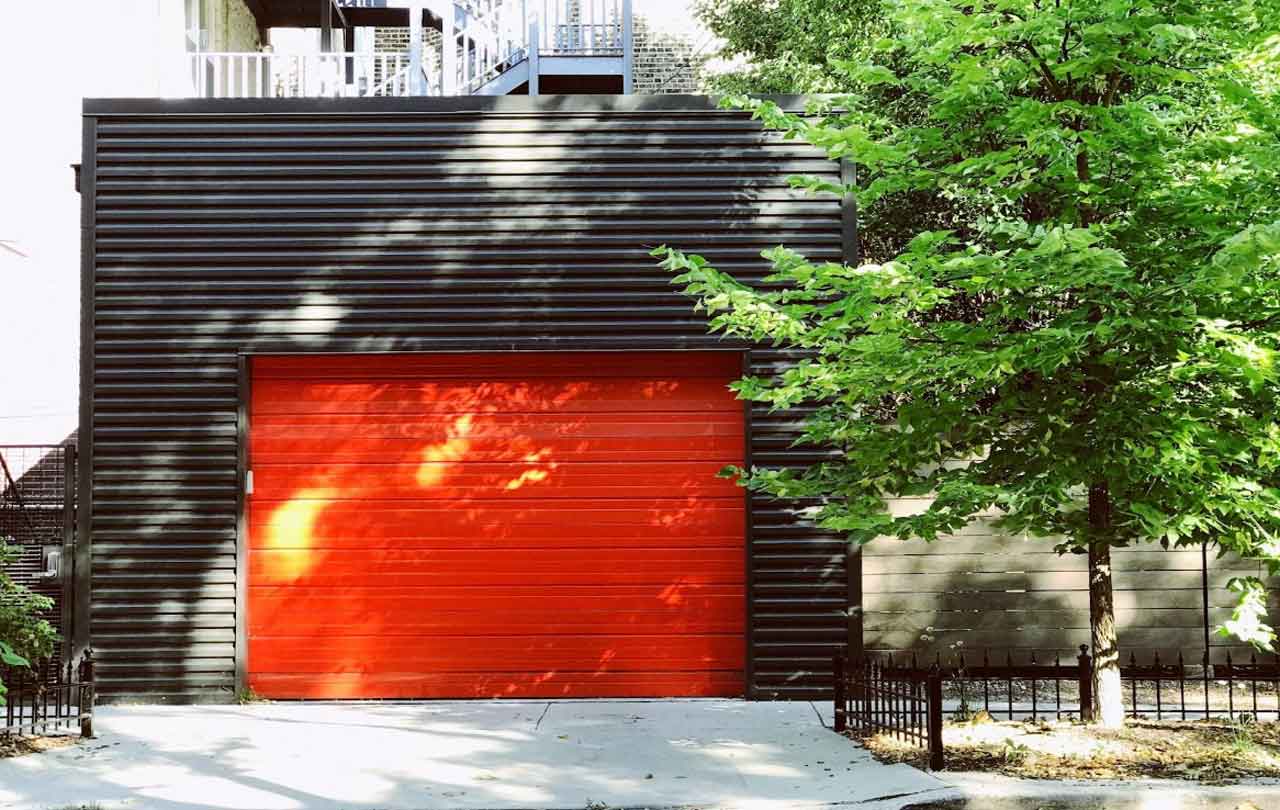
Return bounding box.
[0,537,58,707]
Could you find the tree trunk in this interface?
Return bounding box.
[1087,483,1124,727]
[1078,126,1122,726]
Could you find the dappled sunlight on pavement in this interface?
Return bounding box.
[0,700,949,810]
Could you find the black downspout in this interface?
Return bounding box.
[1202,540,1212,674]
[840,158,864,666]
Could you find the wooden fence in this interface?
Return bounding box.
[863,499,1277,660]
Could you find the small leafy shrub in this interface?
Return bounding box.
[1232,714,1257,753]
[1001,739,1031,765]
[236,686,267,705]
[0,641,28,707]
[0,536,58,706]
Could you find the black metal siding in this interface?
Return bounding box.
[83,95,848,702]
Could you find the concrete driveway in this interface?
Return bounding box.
[0,700,949,810]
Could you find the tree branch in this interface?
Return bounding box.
[1022,40,1066,100]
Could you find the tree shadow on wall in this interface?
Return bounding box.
[88,93,842,702]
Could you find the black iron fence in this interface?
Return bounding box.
[834,654,944,769]
[2,651,95,738]
[833,646,1280,769]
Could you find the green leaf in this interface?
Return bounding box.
[0,641,28,668]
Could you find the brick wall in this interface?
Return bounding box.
[371,0,713,95]
[374,27,411,53]
[631,0,709,94]
[372,26,443,89]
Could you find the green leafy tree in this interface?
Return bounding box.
[0,538,57,706]
[659,0,1280,726]
[696,0,885,93]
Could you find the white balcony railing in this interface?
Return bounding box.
[189,52,439,98]
[536,0,623,55]
[188,0,628,99]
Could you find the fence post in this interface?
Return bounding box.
[78,648,95,738]
[31,668,42,735]
[833,655,847,733]
[36,660,48,735]
[1077,644,1093,722]
[926,666,944,770]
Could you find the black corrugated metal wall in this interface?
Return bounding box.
[81,95,851,703]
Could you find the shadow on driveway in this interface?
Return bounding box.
[0,700,949,810]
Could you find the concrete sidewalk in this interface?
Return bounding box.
[0,700,950,810]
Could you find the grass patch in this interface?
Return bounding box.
[856,718,1280,782]
[236,686,268,705]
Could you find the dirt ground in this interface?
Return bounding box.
[0,734,76,759]
[858,718,1280,782]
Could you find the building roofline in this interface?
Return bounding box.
[82,94,819,117]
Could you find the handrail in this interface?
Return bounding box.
[188,51,416,98]
[453,0,529,93]
[368,60,411,97]
[188,0,628,99]
[536,0,622,55]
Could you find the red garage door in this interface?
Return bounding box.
[247,351,746,699]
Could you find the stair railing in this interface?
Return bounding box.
[454,0,530,93]
[536,0,623,55]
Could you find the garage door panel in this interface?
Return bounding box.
[250,583,746,601]
[253,351,743,381]
[248,499,745,547]
[249,605,745,636]
[247,569,742,588]
[251,378,740,415]
[252,410,743,440]
[250,547,744,585]
[249,634,746,672]
[248,671,744,700]
[251,461,741,500]
[248,351,746,699]
[250,547,747,578]
[249,547,745,569]
[251,434,742,463]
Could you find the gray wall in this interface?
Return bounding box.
[864,506,1278,663]
[81,95,849,703]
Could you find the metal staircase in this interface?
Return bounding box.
[188,0,632,99]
